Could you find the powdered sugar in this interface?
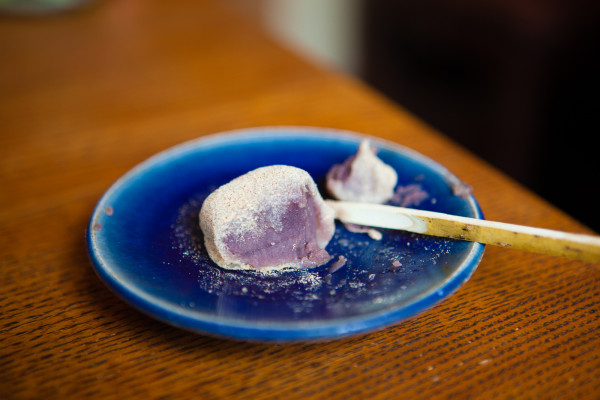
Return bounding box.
[171,191,456,316]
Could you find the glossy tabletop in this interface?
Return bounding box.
[1,1,599,399]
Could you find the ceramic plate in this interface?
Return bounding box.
[87,127,484,342]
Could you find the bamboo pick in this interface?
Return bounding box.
[325,200,600,263]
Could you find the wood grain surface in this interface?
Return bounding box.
[1,1,599,399]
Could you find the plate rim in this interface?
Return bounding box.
[87,126,485,341]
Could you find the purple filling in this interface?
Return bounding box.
[223,191,332,269]
[327,155,355,182]
[390,184,429,207]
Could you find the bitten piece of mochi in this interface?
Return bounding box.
[199,165,335,271]
[326,140,398,203]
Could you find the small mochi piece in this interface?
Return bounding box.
[326,139,398,203]
[199,165,335,271]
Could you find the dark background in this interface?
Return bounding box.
[360,0,600,231]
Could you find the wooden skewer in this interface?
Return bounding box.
[325,200,600,263]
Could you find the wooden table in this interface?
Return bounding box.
[1,1,599,399]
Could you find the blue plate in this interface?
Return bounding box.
[87,127,484,342]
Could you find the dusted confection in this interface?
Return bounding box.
[326,140,398,204]
[199,165,335,271]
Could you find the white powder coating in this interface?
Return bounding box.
[199,165,335,271]
[327,140,398,203]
